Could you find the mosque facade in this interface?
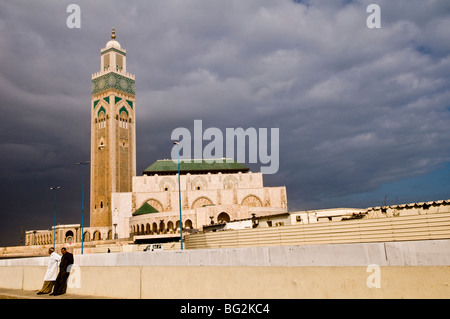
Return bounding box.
[24,29,288,247]
[22,30,450,250]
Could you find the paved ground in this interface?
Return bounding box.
[0,287,111,299]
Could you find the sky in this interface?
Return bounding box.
[0,0,449,246]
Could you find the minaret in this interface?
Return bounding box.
[90,28,136,228]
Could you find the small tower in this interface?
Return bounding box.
[90,28,136,228]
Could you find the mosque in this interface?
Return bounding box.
[22,29,450,252]
[24,29,288,248]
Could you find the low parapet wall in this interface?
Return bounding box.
[185,212,450,249]
[2,239,449,267]
[1,240,449,298]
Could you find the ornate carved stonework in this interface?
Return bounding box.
[241,195,263,207]
[191,197,213,209]
[159,177,176,192]
[146,199,163,212]
[223,175,238,189]
[191,176,207,190]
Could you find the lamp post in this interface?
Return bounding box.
[77,161,90,254]
[50,186,60,249]
[173,142,183,250]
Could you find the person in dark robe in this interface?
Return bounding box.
[50,247,74,296]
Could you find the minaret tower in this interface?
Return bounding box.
[90,28,136,228]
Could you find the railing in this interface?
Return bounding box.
[185,212,450,249]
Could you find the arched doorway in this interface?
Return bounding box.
[93,230,101,241]
[65,230,74,244]
[217,212,231,223]
[167,221,174,233]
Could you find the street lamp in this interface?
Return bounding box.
[173,141,183,250]
[77,161,90,254]
[50,186,61,249]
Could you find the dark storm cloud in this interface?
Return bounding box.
[0,0,449,246]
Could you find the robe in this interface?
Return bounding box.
[43,252,61,281]
[52,251,74,295]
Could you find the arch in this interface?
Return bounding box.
[191,196,213,209]
[83,231,91,242]
[65,230,74,243]
[142,198,164,212]
[159,221,165,234]
[223,175,238,189]
[167,221,174,233]
[241,195,263,207]
[97,106,106,117]
[118,105,129,117]
[146,223,151,234]
[118,104,129,129]
[176,220,181,232]
[152,222,158,234]
[159,177,176,192]
[185,219,193,229]
[217,212,231,223]
[96,101,109,129]
[191,176,207,191]
[93,230,101,241]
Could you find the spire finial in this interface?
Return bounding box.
[111,26,116,40]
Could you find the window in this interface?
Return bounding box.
[120,139,128,148]
[119,111,128,129]
[98,112,106,129]
[103,54,110,70]
[116,54,123,70]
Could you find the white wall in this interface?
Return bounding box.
[2,239,449,267]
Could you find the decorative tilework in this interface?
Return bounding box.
[97,106,106,116]
[92,72,135,95]
[119,105,129,116]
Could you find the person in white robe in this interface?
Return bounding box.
[37,247,61,295]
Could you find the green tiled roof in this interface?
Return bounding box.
[143,159,249,175]
[132,202,159,216]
